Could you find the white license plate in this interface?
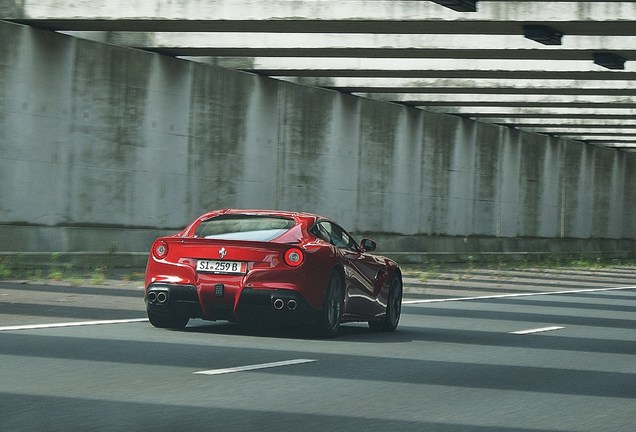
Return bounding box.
[197,260,247,274]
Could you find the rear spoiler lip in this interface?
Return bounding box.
[159,237,303,249]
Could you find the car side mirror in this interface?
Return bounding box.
[360,238,377,252]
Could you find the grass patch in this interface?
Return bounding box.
[90,266,107,285]
[0,256,145,285]
[0,261,12,279]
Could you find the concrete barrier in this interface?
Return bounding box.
[1,21,635,261]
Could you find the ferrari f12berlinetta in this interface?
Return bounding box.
[145,209,402,337]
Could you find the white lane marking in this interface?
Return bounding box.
[194,358,317,376]
[403,285,636,305]
[511,326,565,335]
[0,318,148,332]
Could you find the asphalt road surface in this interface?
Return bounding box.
[1,268,635,432]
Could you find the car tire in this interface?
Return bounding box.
[318,269,344,338]
[147,310,189,329]
[369,273,402,332]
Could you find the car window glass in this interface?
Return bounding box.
[310,222,332,244]
[194,215,294,241]
[332,225,352,249]
[328,223,357,251]
[310,221,357,251]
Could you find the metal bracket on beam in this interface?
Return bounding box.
[523,25,563,45]
[593,52,626,70]
[430,1,477,12]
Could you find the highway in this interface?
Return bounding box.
[1,272,635,431]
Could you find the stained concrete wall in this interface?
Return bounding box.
[1,21,635,262]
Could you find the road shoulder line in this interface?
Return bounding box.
[0,318,148,332]
[402,285,636,305]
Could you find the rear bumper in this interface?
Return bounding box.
[235,287,316,323]
[145,283,318,323]
[145,283,206,318]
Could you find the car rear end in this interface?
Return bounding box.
[144,212,329,326]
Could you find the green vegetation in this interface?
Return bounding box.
[0,260,12,279]
[122,271,145,282]
[47,253,67,281]
[0,254,145,285]
[403,257,636,283]
[90,266,107,285]
[501,256,632,271]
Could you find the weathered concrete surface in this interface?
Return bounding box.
[0,21,635,260]
[3,0,635,34]
[2,0,636,151]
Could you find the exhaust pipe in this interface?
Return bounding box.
[273,298,285,310]
[156,292,168,303]
[287,299,298,311]
[148,291,168,304]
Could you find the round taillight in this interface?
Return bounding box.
[153,240,169,259]
[284,248,304,267]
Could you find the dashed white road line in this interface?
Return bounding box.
[194,359,317,376]
[510,326,565,335]
[0,318,148,332]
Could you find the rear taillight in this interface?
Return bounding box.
[152,240,169,259]
[284,248,304,267]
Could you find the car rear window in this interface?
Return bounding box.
[194,215,295,241]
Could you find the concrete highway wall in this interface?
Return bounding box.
[1,21,635,264]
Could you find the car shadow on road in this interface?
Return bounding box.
[182,319,412,342]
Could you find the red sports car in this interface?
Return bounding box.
[144,209,403,337]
